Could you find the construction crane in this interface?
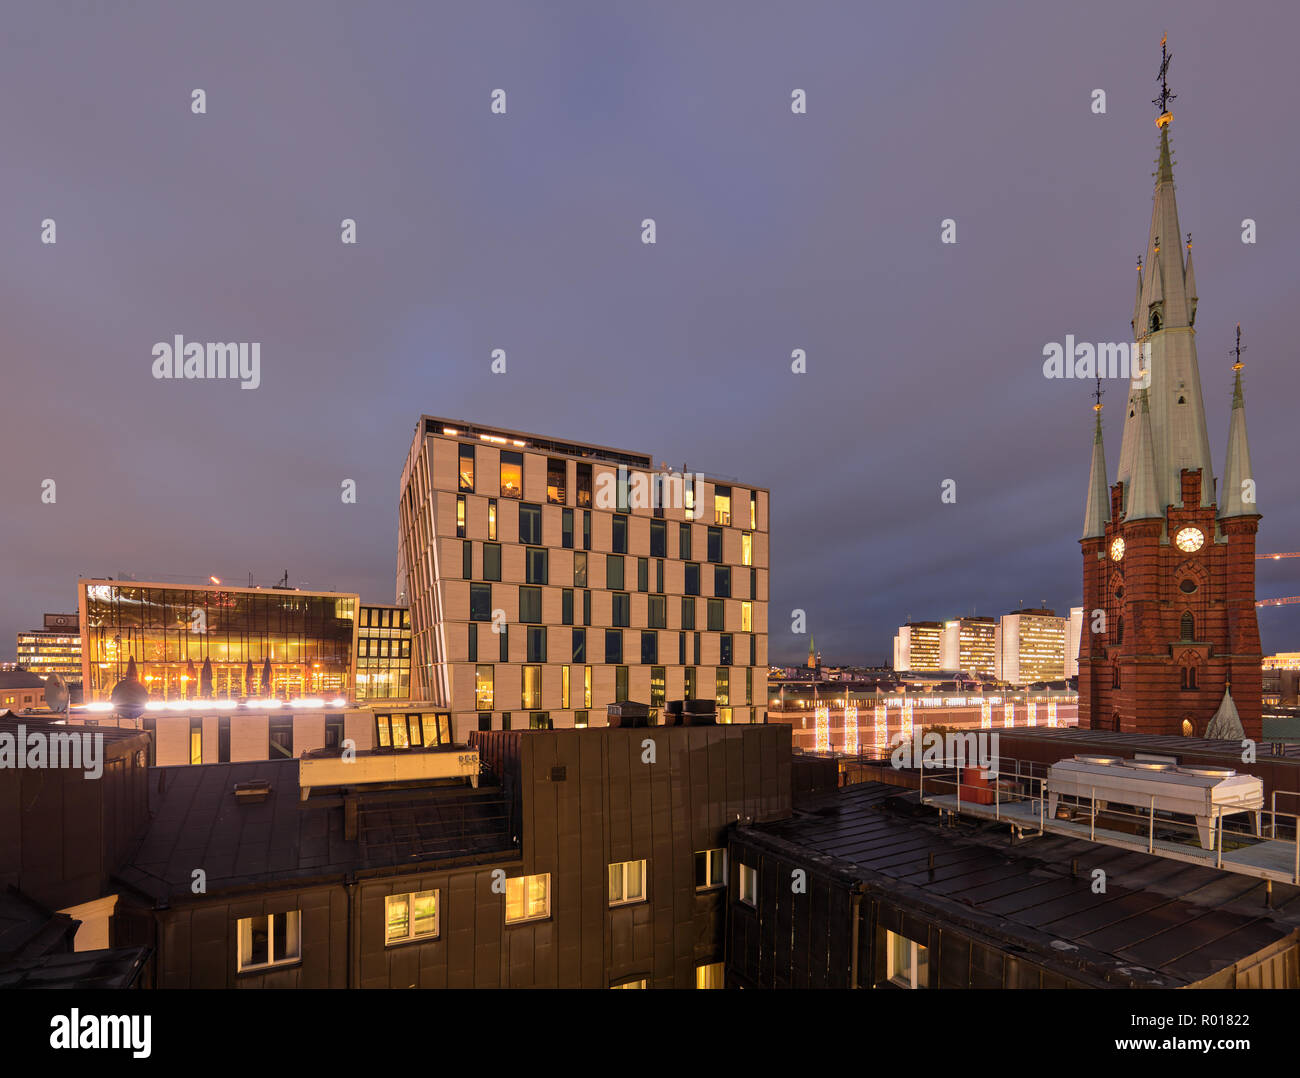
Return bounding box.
[1256,553,1300,607]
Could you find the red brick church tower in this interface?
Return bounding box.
[1078,41,1262,741]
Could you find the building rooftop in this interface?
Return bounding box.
[0,670,47,690]
[0,946,150,989]
[743,780,1300,987]
[115,757,517,902]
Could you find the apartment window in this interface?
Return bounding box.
[608,860,647,906]
[750,634,756,667]
[574,551,587,587]
[714,566,731,598]
[583,589,592,626]
[693,632,701,665]
[707,599,724,632]
[488,498,497,540]
[605,630,622,664]
[462,540,473,579]
[886,932,930,990]
[529,712,552,729]
[750,490,757,530]
[576,463,593,507]
[685,667,696,699]
[583,510,591,551]
[681,596,695,630]
[611,979,647,989]
[696,962,724,989]
[737,863,757,907]
[684,475,696,520]
[615,665,629,702]
[650,666,665,707]
[562,588,574,626]
[483,542,502,581]
[584,665,592,708]
[505,873,551,924]
[237,912,301,972]
[561,508,574,549]
[547,458,567,504]
[519,586,542,624]
[572,629,586,662]
[716,668,729,705]
[385,890,439,945]
[527,626,547,663]
[323,716,341,752]
[456,494,466,538]
[745,667,752,705]
[468,623,478,662]
[648,595,667,629]
[522,665,542,709]
[678,523,692,561]
[458,444,475,492]
[606,554,624,590]
[641,631,658,664]
[502,712,512,731]
[612,514,628,553]
[500,451,523,499]
[189,718,203,765]
[269,717,292,759]
[470,583,492,621]
[741,601,752,633]
[575,710,589,728]
[742,532,752,567]
[637,557,648,592]
[714,484,731,525]
[719,634,733,666]
[612,592,630,627]
[655,559,663,594]
[562,665,571,709]
[526,547,548,585]
[679,632,686,664]
[519,502,542,545]
[475,665,494,710]
[684,563,700,596]
[707,527,722,563]
[648,520,667,559]
[500,624,509,661]
[695,848,726,890]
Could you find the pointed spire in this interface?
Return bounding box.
[1131,257,1144,336]
[1184,234,1197,324]
[1125,390,1162,520]
[1157,125,1174,184]
[1221,324,1258,518]
[1205,683,1244,740]
[1082,391,1110,539]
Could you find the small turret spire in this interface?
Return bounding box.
[1082,381,1110,539]
[1221,323,1258,518]
[1125,390,1162,520]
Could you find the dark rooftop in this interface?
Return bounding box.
[1000,725,1299,760]
[0,946,150,989]
[742,781,1300,988]
[0,887,76,961]
[115,758,517,902]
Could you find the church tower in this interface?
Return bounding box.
[1078,39,1262,740]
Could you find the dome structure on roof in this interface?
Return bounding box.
[109,676,150,719]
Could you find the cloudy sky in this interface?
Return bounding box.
[2,1,1297,665]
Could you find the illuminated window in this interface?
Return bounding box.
[575,710,589,728]
[714,485,731,526]
[456,495,466,538]
[584,666,592,708]
[886,931,929,989]
[562,665,571,709]
[505,873,550,924]
[716,668,729,705]
[749,490,757,530]
[385,890,439,944]
[696,962,724,989]
[189,719,203,765]
[576,463,592,507]
[741,601,752,633]
[611,979,647,989]
[237,912,301,972]
[500,452,523,499]
[650,666,665,707]
[547,458,566,504]
[458,444,475,492]
[488,498,497,540]
[742,532,752,566]
[475,666,494,711]
[737,863,757,906]
[684,476,696,520]
[695,848,726,890]
[608,859,647,906]
[685,667,696,699]
[522,665,542,709]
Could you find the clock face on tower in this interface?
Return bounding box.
[1110,537,1125,561]
[1175,527,1205,553]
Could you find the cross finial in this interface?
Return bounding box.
[1230,322,1245,372]
[1093,376,1104,413]
[1153,34,1176,124]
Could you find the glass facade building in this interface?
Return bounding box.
[79,580,357,701]
[356,604,412,700]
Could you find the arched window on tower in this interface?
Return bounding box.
[1115,616,1124,646]
[1181,719,1194,737]
[1180,612,1195,641]
[1149,308,1162,332]
[1180,666,1198,691]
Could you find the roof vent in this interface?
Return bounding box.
[234,780,271,804]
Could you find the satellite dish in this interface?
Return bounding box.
[46,673,69,711]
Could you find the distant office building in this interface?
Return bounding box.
[892,622,943,672]
[15,614,81,680]
[938,617,996,676]
[78,579,358,701]
[398,417,770,740]
[995,608,1068,685]
[1066,606,1084,679]
[356,604,412,701]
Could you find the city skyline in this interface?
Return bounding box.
[4,2,1300,668]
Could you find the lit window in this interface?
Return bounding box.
[608,860,647,906]
[695,848,726,890]
[886,931,929,989]
[714,485,731,526]
[500,452,523,499]
[458,444,475,492]
[737,863,757,906]
[505,873,550,924]
[741,601,752,633]
[522,665,542,709]
[611,979,647,989]
[488,498,497,540]
[385,890,439,944]
[742,532,752,566]
[456,495,466,538]
[584,666,592,708]
[562,665,570,709]
[237,912,301,972]
[475,665,494,711]
[547,458,566,504]
[696,962,724,989]
[749,490,756,530]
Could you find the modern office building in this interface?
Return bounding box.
[994,608,1068,684]
[1065,606,1084,678]
[938,617,996,676]
[78,579,358,702]
[355,604,412,701]
[15,614,82,681]
[892,622,943,672]
[397,417,770,740]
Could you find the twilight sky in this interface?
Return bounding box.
[2,1,1298,666]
